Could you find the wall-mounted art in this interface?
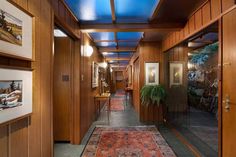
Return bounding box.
[145,62,159,85]
[0,68,32,124]
[128,65,132,86]
[92,62,99,88]
[169,62,183,87]
[0,0,33,60]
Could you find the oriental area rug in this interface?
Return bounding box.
[81,126,176,157]
[107,97,125,111]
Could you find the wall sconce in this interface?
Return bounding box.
[85,45,93,57]
[99,61,108,69]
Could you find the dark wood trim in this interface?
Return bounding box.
[58,0,79,22]
[80,23,184,32]
[99,47,136,52]
[0,114,32,127]
[163,5,236,52]
[218,18,222,157]
[150,0,165,21]
[110,0,116,23]
[54,15,80,40]
[165,123,202,157]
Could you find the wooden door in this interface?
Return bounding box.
[53,37,72,142]
[133,58,140,115]
[222,9,236,157]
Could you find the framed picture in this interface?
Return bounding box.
[0,68,32,124]
[92,62,99,88]
[0,0,34,60]
[128,65,132,85]
[145,62,159,85]
[169,62,184,87]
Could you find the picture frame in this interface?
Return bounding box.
[92,62,99,88]
[145,62,159,85]
[169,62,184,87]
[0,0,34,60]
[128,65,132,86]
[0,68,33,124]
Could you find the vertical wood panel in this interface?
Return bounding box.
[202,2,211,25]
[0,126,8,157]
[211,0,221,19]
[222,0,235,12]
[184,22,189,37]
[10,118,29,157]
[189,15,195,34]
[195,9,203,30]
[28,0,42,156]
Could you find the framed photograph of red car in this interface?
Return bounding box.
[0,68,32,124]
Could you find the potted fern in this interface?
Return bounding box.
[140,85,167,123]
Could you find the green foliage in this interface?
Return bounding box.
[140,85,167,107]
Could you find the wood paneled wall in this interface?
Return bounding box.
[0,0,80,156]
[80,34,103,138]
[130,42,164,122]
[162,0,235,52]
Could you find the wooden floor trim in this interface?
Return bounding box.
[165,122,202,157]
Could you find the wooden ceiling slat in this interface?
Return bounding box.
[94,39,140,42]
[150,0,165,21]
[106,58,130,61]
[110,0,116,23]
[80,23,184,32]
[99,47,136,52]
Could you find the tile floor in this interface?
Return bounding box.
[54,95,195,157]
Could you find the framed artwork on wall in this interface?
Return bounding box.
[0,0,34,60]
[92,61,99,88]
[169,62,184,87]
[128,65,132,86]
[145,62,159,85]
[0,68,33,124]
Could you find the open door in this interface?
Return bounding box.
[222,8,236,156]
[53,36,72,142]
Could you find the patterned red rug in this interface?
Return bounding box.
[115,90,126,97]
[81,126,176,157]
[106,97,125,111]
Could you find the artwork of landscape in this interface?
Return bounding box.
[0,80,23,111]
[0,9,22,46]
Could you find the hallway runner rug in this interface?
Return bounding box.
[106,97,125,111]
[81,126,176,157]
[115,90,126,97]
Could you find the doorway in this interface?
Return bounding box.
[53,26,73,143]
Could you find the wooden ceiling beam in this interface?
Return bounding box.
[80,23,184,32]
[106,58,130,61]
[110,0,116,23]
[94,39,140,42]
[99,47,136,52]
[150,0,165,21]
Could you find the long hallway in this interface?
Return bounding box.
[1,0,236,157]
[55,91,196,157]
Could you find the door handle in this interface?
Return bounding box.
[223,95,230,112]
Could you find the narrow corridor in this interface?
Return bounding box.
[55,91,196,157]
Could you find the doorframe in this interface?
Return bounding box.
[218,18,223,157]
[52,16,81,145]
